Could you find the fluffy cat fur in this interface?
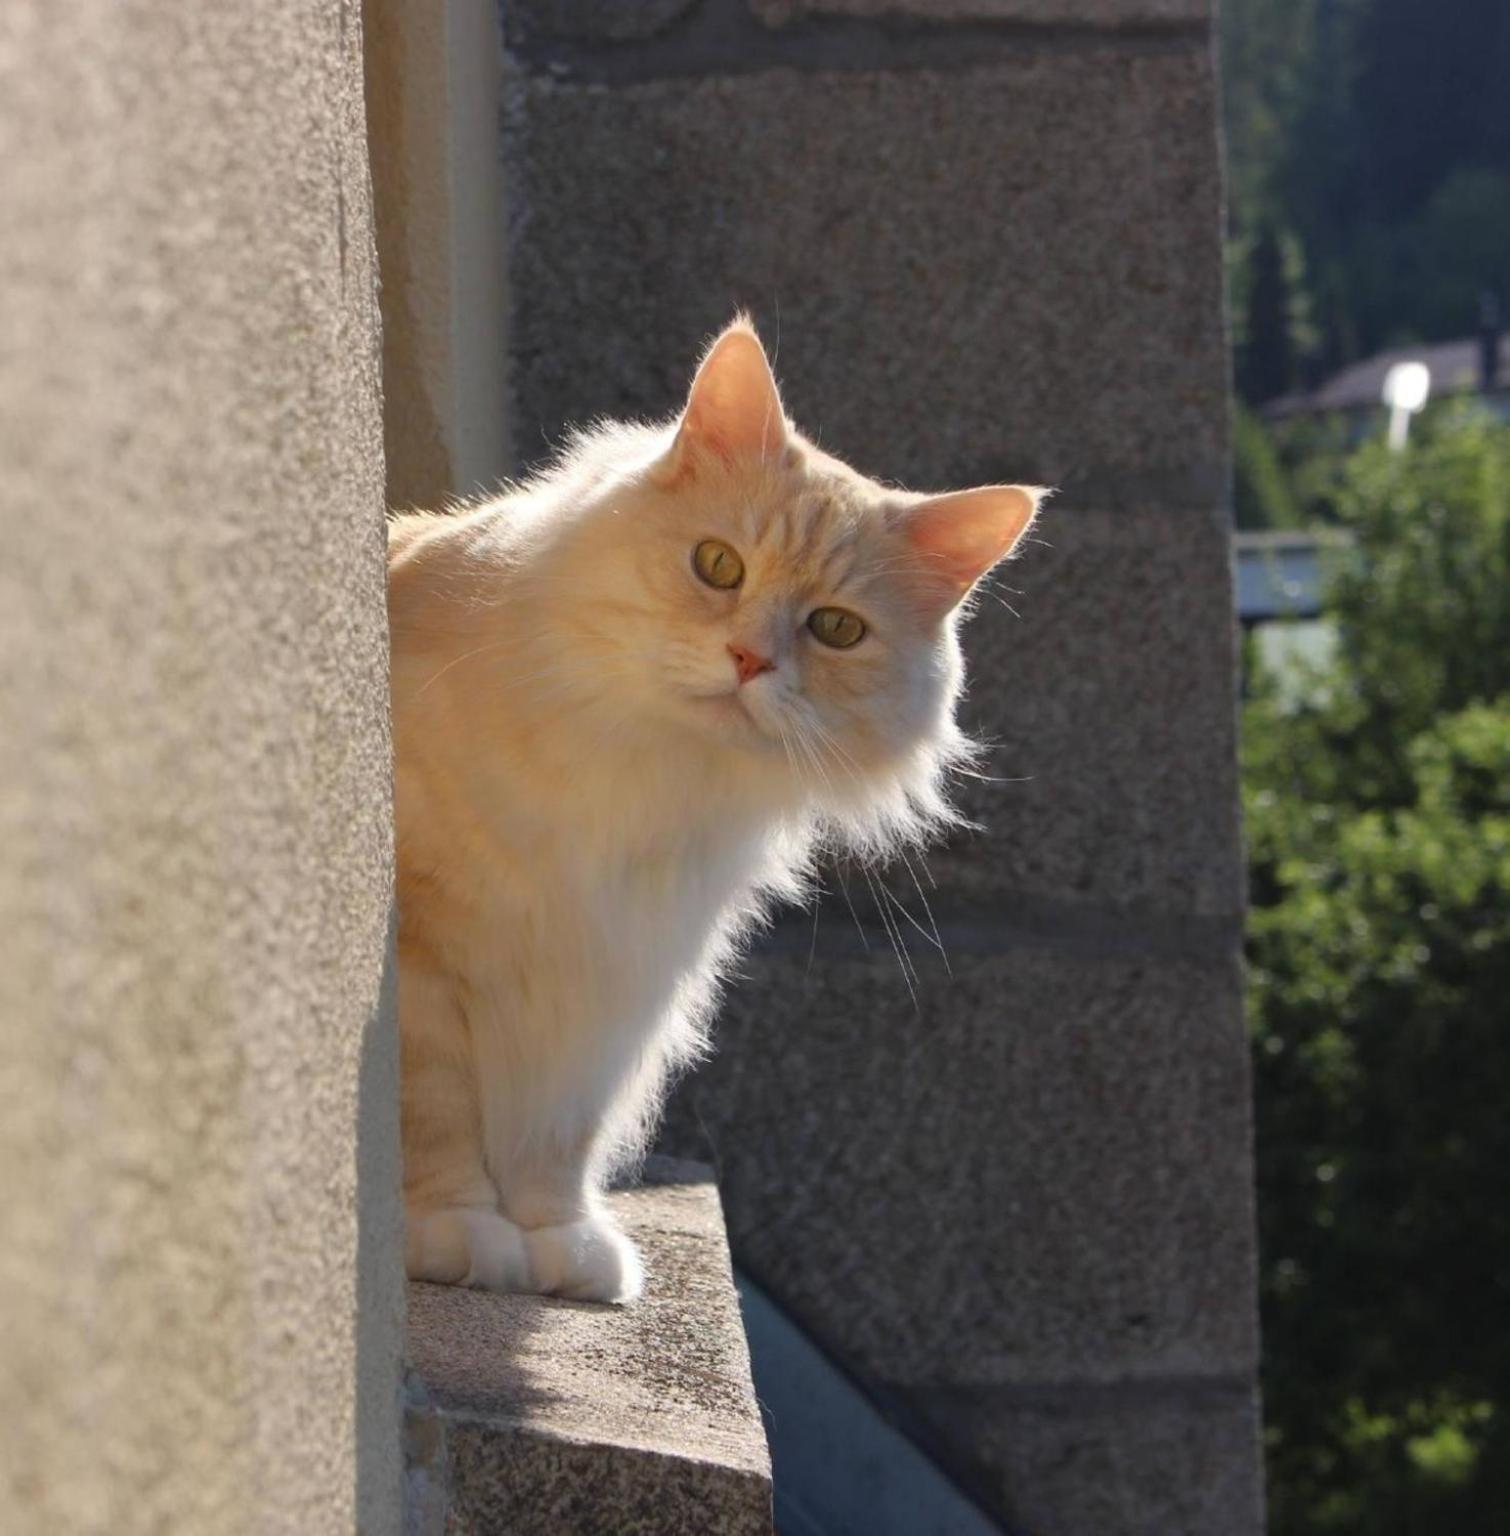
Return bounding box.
[388,320,1042,1302]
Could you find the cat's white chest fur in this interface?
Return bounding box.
[440,775,763,1055]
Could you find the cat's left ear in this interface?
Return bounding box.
[661,320,788,480]
[897,485,1045,613]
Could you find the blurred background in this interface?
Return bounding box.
[1224,0,1510,1530]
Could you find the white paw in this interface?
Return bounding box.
[406,1207,533,1293]
[525,1215,644,1304]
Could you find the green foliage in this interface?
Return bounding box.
[1246,421,1510,1533]
[1234,405,1299,529]
[1222,0,1510,399]
[1404,171,1510,345]
[1343,171,1510,354]
[1234,411,1361,531]
[1244,226,1299,403]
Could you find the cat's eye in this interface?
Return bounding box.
[692,539,744,590]
[807,606,867,649]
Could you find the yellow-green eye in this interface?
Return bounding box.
[807,606,867,649]
[692,539,744,590]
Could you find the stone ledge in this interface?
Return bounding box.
[404,1158,773,1535]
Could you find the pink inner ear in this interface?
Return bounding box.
[676,326,787,467]
[905,486,1041,598]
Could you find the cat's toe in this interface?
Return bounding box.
[526,1216,643,1304]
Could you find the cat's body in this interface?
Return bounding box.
[389,322,1041,1301]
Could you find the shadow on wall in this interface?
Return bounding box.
[365,922,569,1534]
[355,919,407,1532]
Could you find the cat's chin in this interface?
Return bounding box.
[681,690,782,752]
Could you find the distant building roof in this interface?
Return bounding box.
[1265,335,1510,419]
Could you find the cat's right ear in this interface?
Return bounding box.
[896,484,1046,616]
[657,321,788,483]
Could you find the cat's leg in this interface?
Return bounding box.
[494,1019,701,1302]
[471,989,680,1304]
[474,1036,647,1304]
[400,957,533,1292]
[495,1139,645,1305]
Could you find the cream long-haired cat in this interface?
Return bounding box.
[388,320,1042,1303]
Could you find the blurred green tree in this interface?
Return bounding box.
[1234,404,1299,530]
[1244,226,1299,404]
[1246,416,1510,1532]
[1223,0,1510,398]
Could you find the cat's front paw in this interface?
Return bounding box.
[525,1215,644,1304]
[406,1206,533,1292]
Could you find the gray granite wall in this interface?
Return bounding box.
[0,4,402,1530]
[493,4,1262,1530]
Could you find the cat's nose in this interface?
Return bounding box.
[727,642,775,686]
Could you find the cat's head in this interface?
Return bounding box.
[543,318,1044,852]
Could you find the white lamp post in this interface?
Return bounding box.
[1382,360,1430,450]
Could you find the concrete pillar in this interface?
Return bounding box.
[0,4,403,1533]
[493,4,1261,1530]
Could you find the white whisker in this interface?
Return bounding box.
[862,863,919,1009]
[413,636,515,697]
[834,864,870,952]
[899,849,950,973]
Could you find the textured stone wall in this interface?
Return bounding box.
[0,4,403,1533]
[492,3,1262,1530]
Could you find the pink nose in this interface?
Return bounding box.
[727,642,775,685]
